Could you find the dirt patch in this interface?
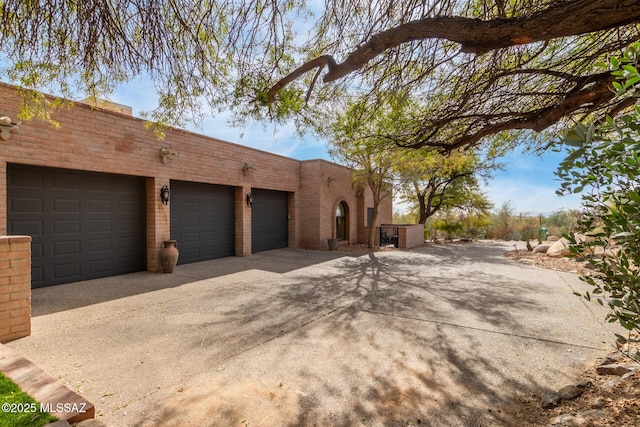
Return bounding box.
[503,248,594,276]
[503,346,640,426]
[503,248,640,426]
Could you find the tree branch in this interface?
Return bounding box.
[267,0,640,100]
[266,55,336,103]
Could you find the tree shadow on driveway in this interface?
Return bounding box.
[126,246,609,427]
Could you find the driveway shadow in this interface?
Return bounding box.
[30,248,353,316]
[124,245,607,426]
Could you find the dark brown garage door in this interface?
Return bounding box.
[7,165,146,288]
[251,189,288,253]
[170,180,235,264]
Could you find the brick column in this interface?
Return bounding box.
[0,236,31,343]
[146,177,173,272]
[235,186,252,256]
[0,161,6,235]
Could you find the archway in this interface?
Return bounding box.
[336,201,348,240]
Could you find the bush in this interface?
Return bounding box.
[556,43,640,342]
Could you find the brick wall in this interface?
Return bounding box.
[0,236,31,343]
[397,224,425,249]
[0,82,390,279]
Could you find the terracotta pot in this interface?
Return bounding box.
[160,240,179,273]
[327,238,337,251]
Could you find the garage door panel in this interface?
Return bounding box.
[7,165,146,288]
[86,176,112,192]
[32,266,44,283]
[53,263,81,280]
[52,219,80,234]
[11,220,43,235]
[12,197,44,213]
[89,259,112,274]
[88,199,111,212]
[170,180,235,264]
[88,219,113,233]
[10,170,43,188]
[251,189,288,253]
[53,199,81,213]
[52,174,81,191]
[89,238,112,252]
[52,241,80,256]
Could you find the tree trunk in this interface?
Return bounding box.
[367,205,379,249]
[418,194,428,224]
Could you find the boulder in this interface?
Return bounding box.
[546,238,570,258]
[533,244,551,254]
[541,390,561,409]
[558,384,583,400]
[546,234,594,258]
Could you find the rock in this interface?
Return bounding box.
[575,379,592,390]
[547,235,560,242]
[546,234,594,258]
[518,258,535,265]
[533,244,551,254]
[549,410,606,426]
[591,397,606,409]
[541,390,561,409]
[558,384,583,400]
[596,363,639,376]
[549,413,578,426]
[547,238,571,258]
[599,354,623,365]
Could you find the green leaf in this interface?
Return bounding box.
[615,334,628,344]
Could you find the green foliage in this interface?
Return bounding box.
[556,43,640,340]
[392,211,416,224]
[0,373,57,427]
[394,142,497,224]
[545,209,581,237]
[433,219,463,240]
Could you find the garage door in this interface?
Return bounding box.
[170,181,235,264]
[7,165,146,288]
[251,189,288,253]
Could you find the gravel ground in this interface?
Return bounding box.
[502,246,640,426]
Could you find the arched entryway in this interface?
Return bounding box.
[336,201,348,241]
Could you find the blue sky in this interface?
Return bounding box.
[113,79,583,217]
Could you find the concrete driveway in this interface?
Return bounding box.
[8,242,620,426]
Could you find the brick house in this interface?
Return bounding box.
[0,83,392,289]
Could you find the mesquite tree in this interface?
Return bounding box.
[1,1,639,150]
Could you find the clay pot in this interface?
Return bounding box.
[327,238,337,251]
[160,240,179,273]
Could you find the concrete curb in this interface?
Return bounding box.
[0,343,94,423]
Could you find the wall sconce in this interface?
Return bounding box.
[160,185,171,205]
[242,162,256,176]
[0,116,21,141]
[159,147,173,164]
[246,192,254,207]
[327,176,336,186]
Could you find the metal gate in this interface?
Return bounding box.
[380,226,398,248]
